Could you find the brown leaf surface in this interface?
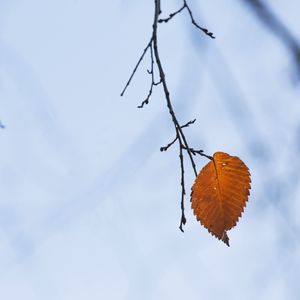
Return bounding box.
[191,152,251,246]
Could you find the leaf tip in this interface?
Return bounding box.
[222,231,230,247]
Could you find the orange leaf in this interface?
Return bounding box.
[191,152,251,246]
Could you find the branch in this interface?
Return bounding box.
[158,4,185,23]
[160,136,178,152]
[182,146,213,160]
[121,0,214,231]
[138,45,162,108]
[184,1,215,39]
[179,139,186,232]
[159,0,215,39]
[152,0,198,177]
[244,0,300,79]
[152,0,203,231]
[181,118,196,129]
[120,40,152,97]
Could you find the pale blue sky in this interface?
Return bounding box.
[1,1,300,299]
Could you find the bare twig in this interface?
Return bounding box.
[181,118,196,129]
[184,1,215,39]
[152,0,198,177]
[183,146,213,160]
[153,0,201,231]
[179,138,186,232]
[138,45,162,108]
[159,0,215,39]
[120,40,152,97]
[160,136,178,152]
[158,4,185,23]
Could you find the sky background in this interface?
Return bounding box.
[1,0,300,299]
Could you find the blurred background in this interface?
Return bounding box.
[0,0,300,299]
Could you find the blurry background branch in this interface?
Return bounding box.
[244,0,300,80]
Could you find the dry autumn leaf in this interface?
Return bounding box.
[191,152,251,246]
